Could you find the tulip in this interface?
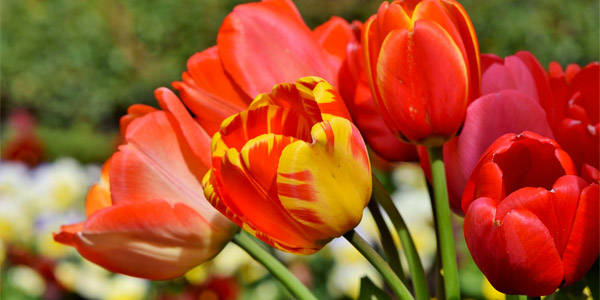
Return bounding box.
[327,19,418,162]
[437,51,555,213]
[462,131,599,296]
[203,77,372,254]
[54,88,237,280]
[363,0,480,147]
[547,62,599,171]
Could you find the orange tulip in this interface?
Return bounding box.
[203,77,372,254]
[54,88,237,280]
[363,0,480,147]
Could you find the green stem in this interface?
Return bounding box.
[426,147,460,300]
[233,231,317,300]
[427,180,445,299]
[372,174,431,300]
[367,199,407,283]
[344,230,415,300]
[526,297,541,300]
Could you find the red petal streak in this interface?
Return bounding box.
[217,138,317,249]
[220,106,313,151]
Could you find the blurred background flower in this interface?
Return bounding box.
[1,0,597,299]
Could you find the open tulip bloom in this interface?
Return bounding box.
[52,0,600,299]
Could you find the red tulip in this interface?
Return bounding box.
[203,77,371,254]
[54,88,237,280]
[362,0,480,147]
[547,62,599,171]
[436,51,555,213]
[462,131,599,296]
[328,18,418,162]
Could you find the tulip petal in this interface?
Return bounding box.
[561,182,599,286]
[119,104,158,139]
[249,82,324,127]
[350,82,418,161]
[172,47,251,135]
[55,200,230,280]
[155,88,212,169]
[277,117,371,239]
[110,111,214,216]
[296,77,353,121]
[513,51,554,116]
[207,137,319,253]
[313,16,355,73]
[481,56,540,101]
[465,197,564,296]
[85,158,112,217]
[439,0,481,101]
[376,20,467,144]
[218,0,334,97]
[218,105,313,153]
[446,90,554,213]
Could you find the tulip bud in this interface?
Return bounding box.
[362,0,480,147]
[462,131,599,296]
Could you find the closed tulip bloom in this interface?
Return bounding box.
[462,131,599,296]
[54,88,237,280]
[203,77,372,254]
[363,0,480,147]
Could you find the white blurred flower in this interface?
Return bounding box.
[31,157,97,213]
[0,197,34,244]
[7,265,46,297]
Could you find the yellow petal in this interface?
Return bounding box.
[277,117,371,238]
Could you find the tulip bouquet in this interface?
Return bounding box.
[53,0,598,299]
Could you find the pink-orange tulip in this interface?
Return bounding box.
[54,89,237,280]
[463,131,599,296]
[363,0,480,147]
[172,0,354,136]
[203,77,371,254]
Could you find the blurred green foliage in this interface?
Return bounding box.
[1,0,598,162]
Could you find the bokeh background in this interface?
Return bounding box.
[1,0,598,299]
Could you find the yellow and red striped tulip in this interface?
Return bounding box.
[363,0,480,147]
[203,77,372,254]
[54,88,237,280]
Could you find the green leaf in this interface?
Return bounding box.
[357,276,393,300]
